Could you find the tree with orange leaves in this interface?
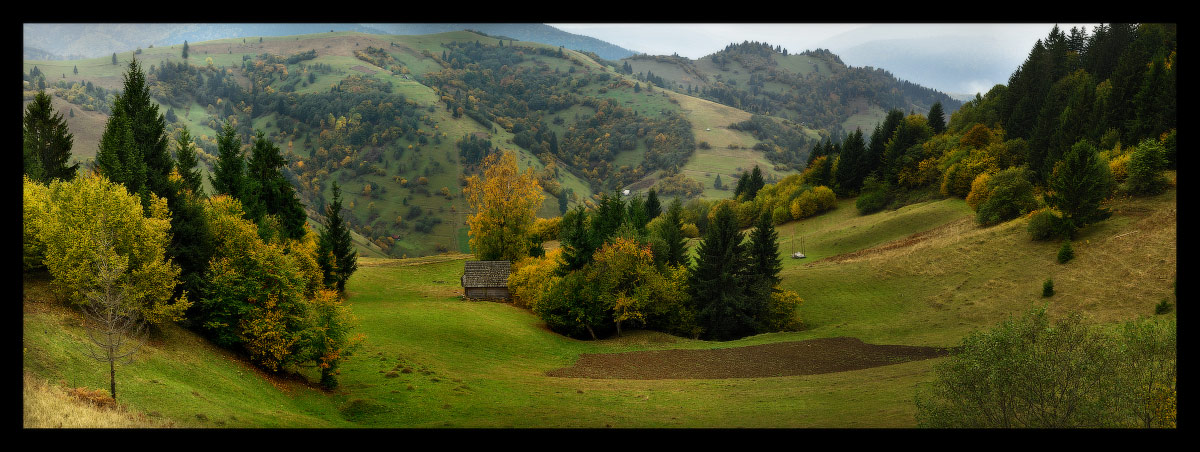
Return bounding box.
[464,151,544,261]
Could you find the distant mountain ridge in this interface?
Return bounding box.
[22,23,638,62]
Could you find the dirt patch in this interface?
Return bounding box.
[546,337,950,380]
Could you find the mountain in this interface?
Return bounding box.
[619,42,962,141]
[22,23,637,62]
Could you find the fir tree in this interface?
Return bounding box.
[244,131,307,240]
[23,91,78,183]
[688,203,755,340]
[318,181,357,294]
[644,188,661,220]
[174,127,204,196]
[209,121,245,200]
[95,58,171,210]
[656,197,689,268]
[927,102,946,134]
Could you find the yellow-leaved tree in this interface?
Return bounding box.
[464,151,545,261]
[25,173,190,326]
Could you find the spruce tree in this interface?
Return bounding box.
[318,181,357,293]
[96,58,171,209]
[688,203,755,340]
[746,212,783,290]
[557,205,593,275]
[927,101,946,134]
[209,121,245,200]
[23,91,78,183]
[182,40,189,60]
[244,131,307,240]
[174,127,204,196]
[656,197,689,268]
[644,188,661,220]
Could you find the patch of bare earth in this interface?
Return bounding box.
[546,337,949,380]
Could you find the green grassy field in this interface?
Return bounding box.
[23,185,1176,428]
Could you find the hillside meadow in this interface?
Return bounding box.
[22,183,1175,428]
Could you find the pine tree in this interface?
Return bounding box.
[688,203,755,340]
[182,40,189,60]
[656,197,689,268]
[112,53,118,65]
[747,166,765,199]
[644,188,661,220]
[746,212,782,290]
[927,102,946,134]
[23,91,78,183]
[95,58,171,209]
[318,181,357,293]
[209,121,245,200]
[243,130,306,240]
[174,127,204,196]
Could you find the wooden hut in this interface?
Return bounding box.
[460,260,512,300]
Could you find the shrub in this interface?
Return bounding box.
[1154,299,1173,315]
[1042,279,1055,297]
[1123,138,1169,196]
[1057,241,1075,264]
[1028,209,1067,241]
[855,177,890,215]
[916,308,1176,428]
[975,167,1038,226]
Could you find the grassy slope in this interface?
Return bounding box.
[23,184,1176,427]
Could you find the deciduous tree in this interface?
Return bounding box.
[464,151,545,262]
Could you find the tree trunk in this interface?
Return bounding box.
[586,325,596,341]
[109,357,117,401]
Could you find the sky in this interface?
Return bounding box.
[548,23,1099,96]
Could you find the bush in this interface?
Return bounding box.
[974,167,1038,226]
[1057,241,1075,264]
[1028,209,1067,241]
[1154,299,1173,315]
[1123,138,1169,196]
[1042,279,1055,297]
[916,308,1177,428]
[855,177,891,215]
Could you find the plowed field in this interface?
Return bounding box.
[546,337,950,379]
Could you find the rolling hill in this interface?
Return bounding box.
[23,29,962,258]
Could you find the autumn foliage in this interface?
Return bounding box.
[464,151,545,262]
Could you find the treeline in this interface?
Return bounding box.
[787,23,1175,243]
[23,59,362,390]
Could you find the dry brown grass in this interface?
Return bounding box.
[23,373,175,428]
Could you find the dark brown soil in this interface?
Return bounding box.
[545,337,950,380]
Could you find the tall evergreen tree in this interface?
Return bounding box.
[688,203,755,340]
[833,128,867,195]
[927,102,946,134]
[209,121,245,200]
[95,58,171,210]
[557,205,594,275]
[243,130,307,240]
[746,211,783,291]
[734,171,750,199]
[174,127,204,196]
[182,40,189,60]
[318,181,357,294]
[644,188,661,220]
[23,91,78,183]
[656,197,689,268]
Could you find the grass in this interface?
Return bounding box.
[24,186,1175,427]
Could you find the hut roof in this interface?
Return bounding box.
[461,261,512,288]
